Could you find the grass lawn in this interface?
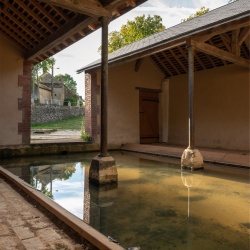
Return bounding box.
[31,115,84,130]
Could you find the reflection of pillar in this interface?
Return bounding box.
[89,183,117,231]
[21,166,30,184]
[83,169,90,224]
[181,169,203,217]
[181,44,203,170]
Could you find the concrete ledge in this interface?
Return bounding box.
[0,167,124,250]
[122,144,250,168]
[0,142,121,159]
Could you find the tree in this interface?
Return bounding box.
[31,57,55,101]
[99,14,165,54]
[32,57,55,84]
[181,6,209,22]
[55,73,77,93]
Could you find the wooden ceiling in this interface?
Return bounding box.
[150,21,250,77]
[0,0,146,63]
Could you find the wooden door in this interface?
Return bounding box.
[139,91,159,143]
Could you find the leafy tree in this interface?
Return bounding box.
[181,6,209,22]
[32,57,55,86]
[99,14,165,53]
[55,74,77,93]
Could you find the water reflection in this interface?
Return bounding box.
[181,169,203,217]
[2,152,249,250]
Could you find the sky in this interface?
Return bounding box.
[53,0,229,98]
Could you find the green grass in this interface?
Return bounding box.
[31,115,84,130]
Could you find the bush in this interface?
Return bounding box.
[81,116,92,141]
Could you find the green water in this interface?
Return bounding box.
[2,152,249,250]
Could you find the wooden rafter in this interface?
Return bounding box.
[38,0,111,17]
[191,39,249,68]
[162,51,181,74]
[238,27,250,45]
[2,6,40,44]
[153,54,173,76]
[219,34,232,52]
[3,1,45,39]
[134,58,143,72]
[0,23,31,50]
[196,16,249,43]
[25,16,97,60]
[193,51,206,70]
[17,0,54,34]
[169,49,187,73]
[232,29,240,56]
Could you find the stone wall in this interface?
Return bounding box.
[31,105,85,124]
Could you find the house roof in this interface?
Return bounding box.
[0,0,146,63]
[39,73,63,88]
[77,0,250,75]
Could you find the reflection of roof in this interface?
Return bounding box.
[77,0,250,73]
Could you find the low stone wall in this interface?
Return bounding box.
[31,105,85,124]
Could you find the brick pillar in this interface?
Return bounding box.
[85,72,100,142]
[18,61,32,144]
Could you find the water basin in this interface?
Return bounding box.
[2,151,249,250]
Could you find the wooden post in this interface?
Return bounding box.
[181,43,203,170]
[188,45,195,149]
[99,16,109,157]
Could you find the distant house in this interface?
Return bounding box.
[32,73,76,106]
[78,0,250,152]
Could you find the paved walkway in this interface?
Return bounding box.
[122,143,250,168]
[0,176,95,250]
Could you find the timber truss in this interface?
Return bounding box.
[149,17,250,76]
[0,0,146,63]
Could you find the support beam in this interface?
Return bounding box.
[89,16,118,185]
[99,16,110,157]
[191,40,250,68]
[188,45,195,150]
[39,0,111,17]
[181,45,204,170]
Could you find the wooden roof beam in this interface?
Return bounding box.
[25,16,98,60]
[191,39,249,68]
[169,49,187,73]
[127,0,136,7]
[38,0,111,17]
[238,27,250,46]
[196,16,250,43]
[134,58,143,72]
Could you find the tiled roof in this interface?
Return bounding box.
[77,0,250,73]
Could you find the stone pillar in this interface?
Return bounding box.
[89,16,118,185]
[85,72,99,142]
[181,45,204,170]
[18,60,33,144]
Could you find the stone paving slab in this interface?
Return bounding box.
[0,177,95,250]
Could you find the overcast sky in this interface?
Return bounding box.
[53,0,229,98]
